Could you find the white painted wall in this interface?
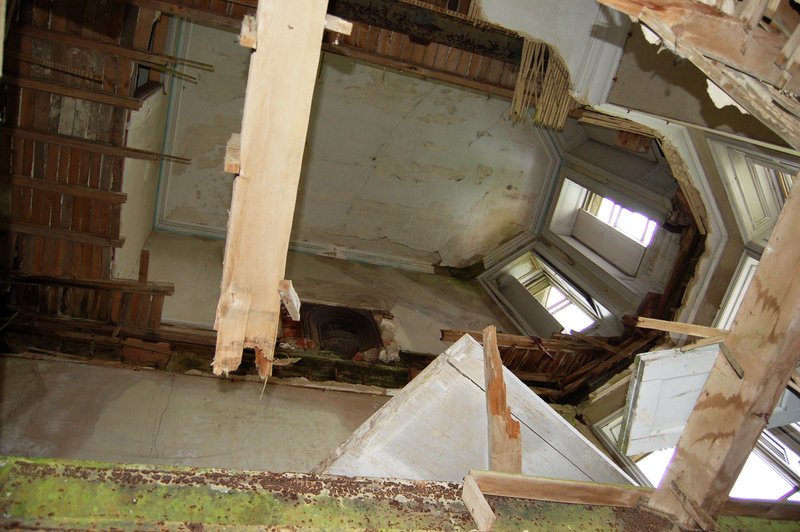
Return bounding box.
[144,230,516,354]
[479,0,629,104]
[155,20,559,271]
[114,91,170,279]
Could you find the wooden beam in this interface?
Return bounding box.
[324,14,353,35]
[278,279,301,321]
[597,0,800,93]
[628,316,728,337]
[126,0,243,30]
[2,74,142,110]
[326,0,523,64]
[0,173,128,203]
[1,272,174,295]
[441,329,600,353]
[213,0,328,375]
[10,25,212,69]
[321,43,515,100]
[0,127,190,163]
[224,133,241,173]
[469,470,800,521]
[647,175,800,527]
[0,221,125,248]
[462,474,496,531]
[482,325,522,474]
[470,470,651,508]
[138,250,150,283]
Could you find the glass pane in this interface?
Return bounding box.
[636,448,675,488]
[729,453,793,500]
[596,198,615,224]
[615,208,650,242]
[552,302,594,332]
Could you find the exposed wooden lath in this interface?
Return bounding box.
[510,39,573,129]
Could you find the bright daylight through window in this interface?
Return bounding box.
[523,258,596,333]
[584,192,658,246]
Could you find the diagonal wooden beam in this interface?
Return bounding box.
[647,173,800,527]
[598,0,800,94]
[482,325,522,474]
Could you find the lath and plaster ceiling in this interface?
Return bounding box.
[156,23,558,271]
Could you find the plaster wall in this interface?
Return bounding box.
[114,91,170,278]
[0,356,388,472]
[607,24,784,146]
[155,19,559,270]
[144,231,516,355]
[155,21,248,237]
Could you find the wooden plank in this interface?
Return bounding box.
[239,15,257,49]
[462,474,495,532]
[277,279,301,321]
[441,329,599,353]
[630,316,727,337]
[213,0,328,375]
[138,249,150,283]
[322,42,514,99]
[1,173,127,203]
[1,272,174,294]
[647,174,800,527]
[224,133,241,173]
[324,14,353,35]
[1,75,142,110]
[483,325,521,474]
[0,127,190,163]
[471,470,650,508]
[1,221,124,248]
[126,0,242,30]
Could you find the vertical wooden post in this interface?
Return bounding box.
[648,178,800,527]
[213,1,328,376]
[483,325,522,474]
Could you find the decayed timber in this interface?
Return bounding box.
[10,25,213,68]
[0,127,189,163]
[483,325,521,474]
[1,272,173,295]
[2,75,142,110]
[126,0,244,30]
[326,0,523,64]
[647,173,800,527]
[597,0,800,94]
[1,173,128,203]
[321,42,515,100]
[629,316,728,337]
[213,0,328,376]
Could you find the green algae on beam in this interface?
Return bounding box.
[0,456,471,530]
[2,457,799,531]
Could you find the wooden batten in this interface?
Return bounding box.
[483,325,522,474]
[213,0,328,376]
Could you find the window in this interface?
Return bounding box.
[583,192,659,246]
[549,179,665,278]
[517,254,597,333]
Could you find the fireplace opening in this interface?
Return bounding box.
[301,304,383,359]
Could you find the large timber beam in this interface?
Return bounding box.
[326,0,524,64]
[212,1,327,376]
[598,0,800,94]
[2,456,795,530]
[647,174,800,527]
